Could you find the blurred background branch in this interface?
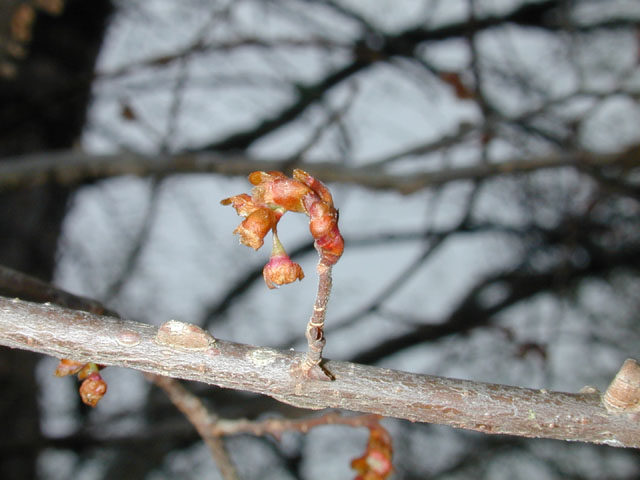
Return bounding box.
[0,144,637,193]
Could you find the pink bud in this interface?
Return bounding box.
[262,234,304,288]
[79,373,107,407]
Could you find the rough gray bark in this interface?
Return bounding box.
[0,295,638,449]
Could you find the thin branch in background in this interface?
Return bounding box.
[467,0,493,164]
[0,265,117,317]
[332,236,446,327]
[287,81,359,166]
[350,235,640,365]
[2,145,637,194]
[322,183,480,342]
[98,37,351,81]
[214,411,380,437]
[162,54,189,153]
[367,122,477,168]
[147,374,240,480]
[200,59,371,152]
[102,176,164,303]
[159,4,225,154]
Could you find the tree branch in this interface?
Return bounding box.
[351,238,640,365]
[0,265,117,317]
[0,296,638,448]
[213,411,380,437]
[147,374,239,480]
[1,145,637,194]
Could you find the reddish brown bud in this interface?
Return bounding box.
[351,423,393,480]
[248,170,287,186]
[251,171,311,213]
[305,196,344,265]
[54,359,85,377]
[222,170,344,286]
[79,372,107,407]
[293,168,334,205]
[220,193,257,217]
[440,71,475,99]
[263,254,305,289]
[263,234,304,288]
[233,207,277,250]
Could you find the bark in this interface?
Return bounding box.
[0,296,638,449]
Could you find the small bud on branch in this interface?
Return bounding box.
[351,421,394,480]
[79,372,108,407]
[55,360,107,407]
[603,359,640,413]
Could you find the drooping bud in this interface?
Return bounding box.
[54,359,85,377]
[233,207,277,250]
[222,169,343,287]
[263,233,305,289]
[79,372,107,407]
[351,423,394,480]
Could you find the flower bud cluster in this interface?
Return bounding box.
[222,169,344,288]
[55,360,107,407]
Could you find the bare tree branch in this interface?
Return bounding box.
[0,265,117,317]
[352,239,640,365]
[213,411,380,437]
[1,145,637,194]
[0,296,638,448]
[147,374,239,480]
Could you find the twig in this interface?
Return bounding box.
[147,374,240,480]
[297,262,333,380]
[213,411,380,437]
[102,176,164,303]
[1,295,638,448]
[0,265,117,317]
[0,145,637,194]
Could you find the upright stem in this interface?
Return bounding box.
[299,261,333,380]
